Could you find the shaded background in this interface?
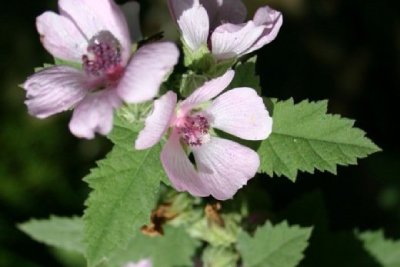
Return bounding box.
[0,0,399,266]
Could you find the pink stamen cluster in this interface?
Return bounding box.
[177,114,210,146]
[82,30,122,80]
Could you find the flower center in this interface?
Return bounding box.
[177,114,210,147]
[82,31,123,81]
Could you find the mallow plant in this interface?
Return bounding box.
[18,1,393,267]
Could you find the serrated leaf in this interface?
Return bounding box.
[18,216,84,253]
[108,226,200,267]
[237,221,312,267]
[230,56,261,95]
[83,115,166,267]
[357,230,400,267]
[258,98,381,181]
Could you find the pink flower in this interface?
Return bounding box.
[123,259,152,267]
[168,0,282,60]
[135,70,272,200]
[23,0,179,139]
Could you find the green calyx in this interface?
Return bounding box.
[182,39,236,77]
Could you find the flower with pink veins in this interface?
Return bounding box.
[123,259,152,267]
[22,0,179,139]
[167,0,283,60]
[135,70,272,200]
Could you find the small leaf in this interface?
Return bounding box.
[83,115,166,267]
[189,213,242,247]
[18,216,84,254]
[54,57,82,69]
[109,226,200,267]
[202,246,239,267]
[180,72,209,97]
[52,248,86,267]
[34,63,54,72]
[237,221,312,267]
[34,56,81,73]
[357,230,400,267]
[230,56,261,95]
[258,98,381,181]
[181,38,235,76]
[209,58,236,77]
[182,39,213,71]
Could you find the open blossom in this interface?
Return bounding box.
[135,70,272,200]
[22,0,179,139]
[123,259,152,267]
[168,0,282,60]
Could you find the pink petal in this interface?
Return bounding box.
[121,1,142,42]
[245,6,283,54]
[23,66,87,119]
[58,0,132,63]
[161,132,209,197]
[200,0,247,29]
[253,6,283,27]
[117,42,179,103]
[211,21,265,60]
[180,70,234,113]
[135,91,177,150]
[193,137,259,200]
[36,12,86,62]
[69,90,121,139]
[176,1,209,51]
[207,87,272,140]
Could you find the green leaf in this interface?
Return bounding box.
[54,57,82,69]
[83,115,166,267]
[182,40,213,71]
[188,213,242,247]
[51,248,86,267]
[202,246,239,267]
[181,38,235,76]
[208,58,236,77]
[18,216,84,254]
[109,226,200,267]
[33,56,81,73]
[34,63,54,72]
[258,98,381,181]
[230,56,261,95]
[179,72,209,97]
[357,230,400,267]
[237,221,312,267]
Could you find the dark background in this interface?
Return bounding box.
[0,0,399,266]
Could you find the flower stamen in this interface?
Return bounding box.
[177,114,210,146]
[82,30,123,81]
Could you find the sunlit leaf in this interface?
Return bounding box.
[258,99,381,180]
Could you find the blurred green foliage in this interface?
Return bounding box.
[0,0,399,266]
